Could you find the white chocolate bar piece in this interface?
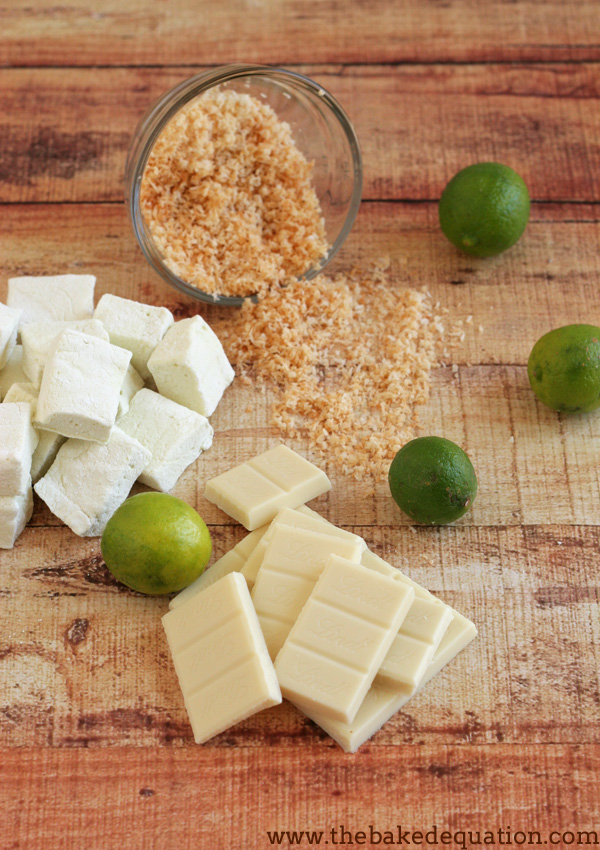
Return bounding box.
[162,572,281,744]
[118,388,213,492]
[241,505,365,588]
[0,346,28,401]
[376,596,453,693]
[147,315,234,417]
[94,293,174,380]
[169,524,269,610]
[204,444,331,531]
[35,330,132,443]
[0,402,38,496]
[0,302,21,370]
[299,605,477,753]
[360,549,453,692]
[251,525,364,659]
[21,319,109,387]
[275,556,415,724]
[7,275,95,326]
[0,488,33,549]
[34,427,151,537]
[2,382,66,483]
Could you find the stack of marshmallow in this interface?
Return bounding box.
[0,274,234,547]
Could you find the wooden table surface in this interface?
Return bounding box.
[2,3,600,848]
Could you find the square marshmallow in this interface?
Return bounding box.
[2,381,38,407]
[94,293,174,380]
[118,388,214,492]
[2,382,65,483]
[0,345,28,401]
[0,488,33,549]
[0,402,38,496]
[147,316,234,417]
[34,426,151,537]
[35,329,132,443]
[0,302,22,370]
[117,364,144,419]
[21,319,109,387]
[7,275,95,327]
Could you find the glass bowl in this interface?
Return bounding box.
[124,64,363,305]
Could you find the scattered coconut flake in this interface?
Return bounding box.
[215,266,449,480]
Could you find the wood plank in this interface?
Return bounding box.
[1,1,600,66]
[14,361,600,529]
[1,745,599,850]
[2,201,599,370]
[2,65,600,203]
[2,524,599,748]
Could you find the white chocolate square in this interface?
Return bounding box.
[297,606,477,753]
[2,382,66,483]
[35,329,132,443]
[7,275,95,327]
[275,557,414,724]
[21,319,109,387]
[0,402,38,496]
[0,302,21,370]
[251,525,364,658]
[117,388,213,492]
[376,597,453,693]
[0,345,28,401]
[241,505,365,588]
[94,293,174,380]
[169,524,269,610]
[0,487,33,549]
[204,444,331,531]
[360,549,453,693]
[34,426,151,537]
[162,572,281,744]
[147,315,234,417]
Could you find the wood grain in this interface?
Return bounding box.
[1,65,600,203]
[2,523,599,749]
[2,1,600,66]
[1,745,599,850]
[2,201,600,370]
[2,0,600,842]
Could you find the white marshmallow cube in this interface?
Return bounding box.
[0,302,22,370]
[2,382,66,483]
[0,345,28,401]
[0,402,38,496]
[2,381,38,406]
[35,329,132,443]
[21,319,109,387]
[118,388,213,492]
[0,488,33,549]
[94,293,174,380]
[117,364,144,419]
[7,275,95,327]
[34,426,151,537]
[147,316,234,417]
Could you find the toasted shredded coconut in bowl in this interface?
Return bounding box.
[140,89,328,299]
[214,267,447,480]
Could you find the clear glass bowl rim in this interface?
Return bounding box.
[124,63,363,306]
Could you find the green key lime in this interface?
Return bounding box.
[439,162,530,257]
[388,436,478,525]
[528,324,600,413]
[101,492,212,595]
